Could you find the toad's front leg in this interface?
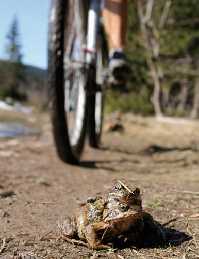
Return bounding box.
[59,216,89,247]
[85,223,111,250]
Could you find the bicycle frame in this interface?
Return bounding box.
[86,0,102,64]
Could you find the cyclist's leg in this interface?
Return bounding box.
[103,0,129,84]
[103,0,127,51]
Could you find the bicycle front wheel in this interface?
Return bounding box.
[48,0,89,164]
[88,29,108,148]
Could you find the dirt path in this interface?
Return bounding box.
[0,113,198,258]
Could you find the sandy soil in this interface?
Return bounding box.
[0,112,198,258]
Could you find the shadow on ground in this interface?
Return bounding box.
[112,224,191,250]
[79,159,136,172]
[141,144,199,155]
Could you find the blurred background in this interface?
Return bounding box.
[0,0,49,108]
[0,0,199,117]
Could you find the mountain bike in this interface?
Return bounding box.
[48,0,108,164]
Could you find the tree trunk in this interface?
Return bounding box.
[190,76,199,119]
[177,79,189,114]
[137,0,164,117]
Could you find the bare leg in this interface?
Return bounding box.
[103,0,128,51]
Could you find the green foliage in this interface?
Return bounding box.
[105,0,199,116]
[172,0,199,22]
[105,89,153,115]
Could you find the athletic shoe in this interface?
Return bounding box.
[108,50,130,85]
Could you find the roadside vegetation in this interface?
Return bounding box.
[1,1,199,118]
[107,0,199,117]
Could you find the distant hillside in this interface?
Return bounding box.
[25,64,47,83]
[0,59,47,105]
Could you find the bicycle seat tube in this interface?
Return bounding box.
[86,0,101,64]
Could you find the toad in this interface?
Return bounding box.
[59,181,165,249]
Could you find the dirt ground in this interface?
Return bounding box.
[0,112,198,258]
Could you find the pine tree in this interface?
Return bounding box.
[6,16,22,62]
[5,16,26,100]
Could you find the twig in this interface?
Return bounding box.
[39,230,54,241]
[189,213,199,219]
[145,0,154,22]
[101,227,109,242]
[162,214,199,227]
[159,0,172,29]
[40,202,56,205]
[0,238,6,254]
[28,200,57,205]
[185,218,198,249]
[178,191,199,196]
[162,217,180,227]
[62,236,88,248]
[131,249,140,255]
[186,247,199,258]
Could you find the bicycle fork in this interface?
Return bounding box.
[86,0,101,64]
[86,0,107,90]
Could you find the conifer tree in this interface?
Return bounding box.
[6,16,22,62]
[5,16,26,100]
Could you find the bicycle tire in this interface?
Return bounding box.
[88,28,109,148]
[48,0,88,164]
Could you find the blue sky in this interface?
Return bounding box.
[0,0,50,69]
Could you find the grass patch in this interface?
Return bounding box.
[105,90,154,115]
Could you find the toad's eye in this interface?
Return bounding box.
[133,188,140,196]
[119,204,129,212]
[114,183,122,191]
[87,197,96,203]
